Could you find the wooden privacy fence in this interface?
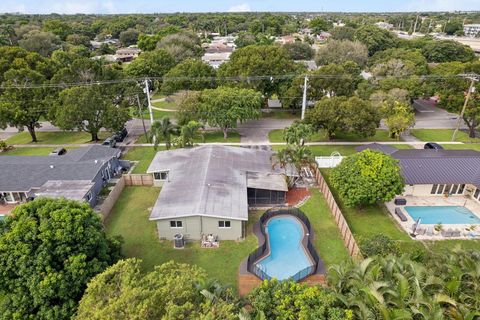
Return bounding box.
[99,176,125,221]
[313,167,362,259]
[99,174,154,221]
[123,174,154,186]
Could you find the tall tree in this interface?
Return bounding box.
[161,59,216,95]
[421,40,475,63]
[75,259,240,320]
[0,198,121,320]
[354,25,398,56]
[331,149,404,207]
[119,28,140,47]
[18,30,60,57]
[282,121,315,145]
[283,42,315,61]
[198,87,263,139]
[156,32,203,63]
[309,17,333,34]
[316,40,369,67]
[0,68,49,142]
[305,96,380,140]
[218,45,296,97]
[124,49,176,79]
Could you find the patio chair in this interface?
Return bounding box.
[416,227,427,236]
[441,228,453,237]
[394,208,408,222]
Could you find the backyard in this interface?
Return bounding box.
[320,169,480,254]
[105,186,349,288]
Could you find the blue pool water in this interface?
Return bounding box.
[255,216,313,280]
[404,206,480,224]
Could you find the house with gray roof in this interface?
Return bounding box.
[0,145,128,207]
[356,144,480,201]
[146,145,288,240]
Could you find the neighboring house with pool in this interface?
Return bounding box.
[357,144,480,237]
[146,145,290,240]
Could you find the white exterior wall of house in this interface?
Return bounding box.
[402,184,467,197]
[155,216,244,240]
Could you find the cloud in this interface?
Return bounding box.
[228,3,251,12]
[406,0,480,11]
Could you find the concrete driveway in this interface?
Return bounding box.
[412,99,465,129]
[236,118,295,144]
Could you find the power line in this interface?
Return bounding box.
[0,73,475,90]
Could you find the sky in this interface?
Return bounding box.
[0,0,479,14]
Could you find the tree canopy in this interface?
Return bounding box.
[316,40,369,67]
[198,86,263,138]
[331,149,404,207]
[75,259,240,320]
[161,58,216,95]
[354,25,398,56]
[218,44,296,97]
[0,198,121,320]
[283,42,315,61]
[124,49,176,79]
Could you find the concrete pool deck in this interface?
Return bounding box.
[386,195,480,240]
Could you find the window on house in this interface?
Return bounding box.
[458,184,465,194]
[430,185,438,194]
[85,192,92,202]
[170,220,183,228]
[451,184,458,194]
[436,185,445,195]
[445,185,452,194]
[218,221,231,228]
[475,189,480,200]
[154,171,169,181]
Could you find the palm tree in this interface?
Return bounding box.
[149,117,178,150]
[180,120,204,147]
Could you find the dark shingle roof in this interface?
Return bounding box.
[0,145,121,192]
[357,143,480,187]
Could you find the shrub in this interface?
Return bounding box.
[359,234,399,257]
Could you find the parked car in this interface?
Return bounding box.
[424,142,444,150]
[102,137,116,148]
[113,127,128,142]
[49,147,67,156]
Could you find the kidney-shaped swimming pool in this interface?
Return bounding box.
[255,216,314,280]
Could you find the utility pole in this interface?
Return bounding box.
[136,94,148,141]
[413,14,419,34]
[144,79,155,144]
[452,75,477,141]
[301,75,308,120]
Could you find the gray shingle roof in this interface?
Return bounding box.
[0,145,121,192]
[357,143,480,187]
[147,145,286,221]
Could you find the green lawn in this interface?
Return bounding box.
[443,143,480,151]
[152,100,178,111]
[105,186,259,288]
[122,147,165,174]
[272,144,412,157]
[105,186,350,288]
[319,169,480,254]
[6,131,111,145]
[269,129,400,143]
[261,111,301,120]
[300,189,350,267]
[136,131,241,144]
[411,129,479,143]
[0,147,77,156]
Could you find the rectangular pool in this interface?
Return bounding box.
[404,206,480,224]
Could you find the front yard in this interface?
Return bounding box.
[5,131,110,145]
[135,131,241,144]
[411,129,479,143]
[0,147,77,156]
[105,186,350,288]
[269,129,400,143]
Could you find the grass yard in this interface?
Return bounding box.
[0,147,77,156]
[300,189,350,267]
[6,131,111,145]
[136,131,241,144]
[269,129,400,143]
[152,100,178,111]
[261,111,301,120]
[105,186,259,288]
[122,147,165,173]
[272,144,412,157]
[443,143,480,151]
[319,169,480,254]
[411,129,479,143]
